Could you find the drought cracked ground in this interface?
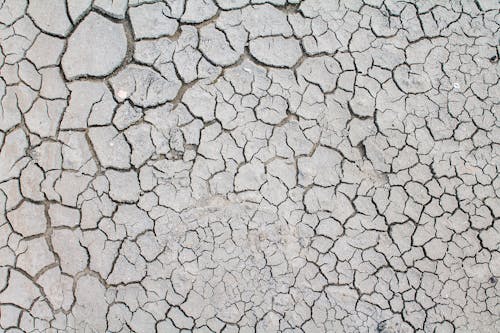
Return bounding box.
[0,0,499,332]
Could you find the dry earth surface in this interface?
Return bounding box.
[0,0,499,332]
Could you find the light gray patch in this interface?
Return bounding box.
[62,12,127,79]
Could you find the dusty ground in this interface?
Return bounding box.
[0,0,499,332]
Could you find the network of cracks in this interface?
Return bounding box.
[0,0,499,332]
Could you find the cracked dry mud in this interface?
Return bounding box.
[0,0,499,332]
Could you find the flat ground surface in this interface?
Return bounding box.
[0,0,499,332]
